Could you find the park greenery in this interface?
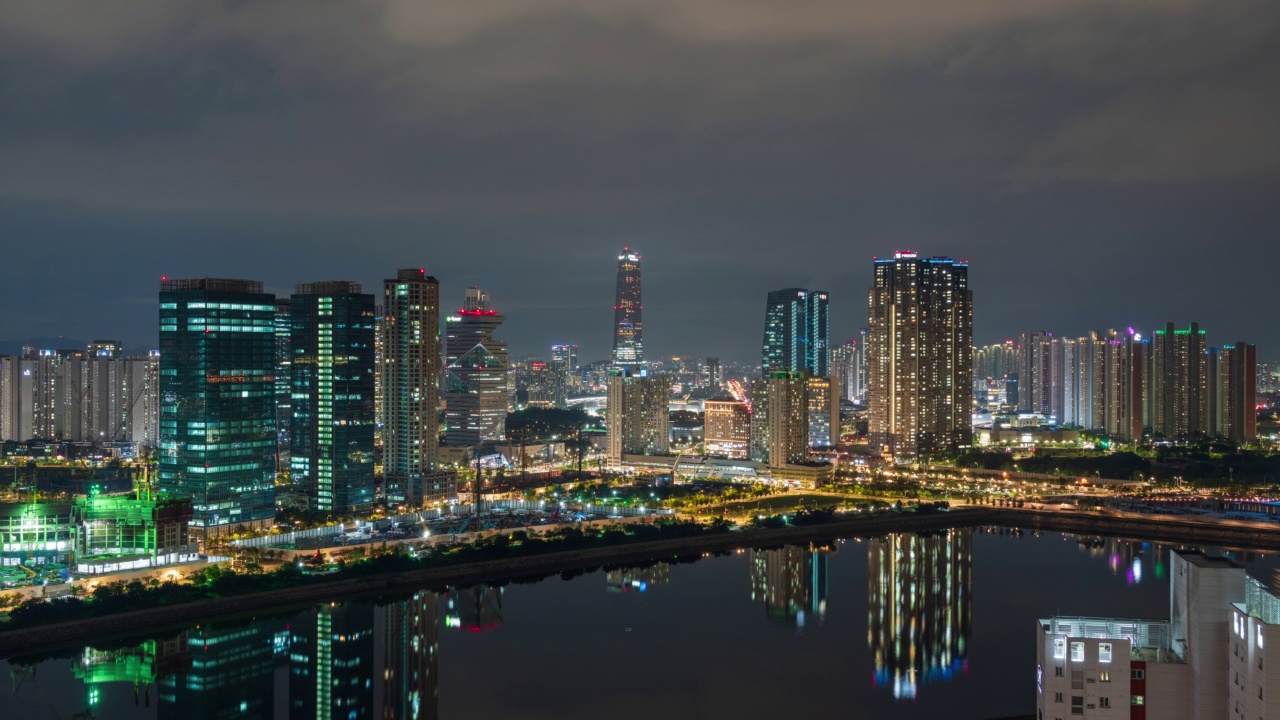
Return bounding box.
[953,446,1280,487]
[0,517,736,632]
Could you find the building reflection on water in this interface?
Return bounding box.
[1068,532,1264,586]
[606,562,670,593]
[749,544,830,629]
[868,530,972,700]
[24,591,446,720]
[445,584,504,633]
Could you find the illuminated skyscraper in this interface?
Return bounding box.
[1153,322,1208,439]
[611,248,644,365]
[550,344,578,408]
[444,287,509,446]
[867,252,972,461]
[1209,341,1257,443]
[290,281,376,514]
[274,299,292,473]
[749,372,808,467]
[806,375,839,448]
[868,530,973,700]
[762,288,829,376]
[382,269,454,506]
[1017,331,1053,416]
[158,278,277,538]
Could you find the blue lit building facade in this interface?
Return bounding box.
[158,278,277,538]
[289,282,376,514]
[762,288,829,377]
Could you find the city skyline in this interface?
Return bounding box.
[0,248,1272,369]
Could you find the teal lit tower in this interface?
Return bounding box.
[290,281,376,514]
[158,277,277,539]
[762,288,829,377]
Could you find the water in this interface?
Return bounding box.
[3,529,1275,720]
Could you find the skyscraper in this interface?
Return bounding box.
[749,372,809,467]
[550,344,578,408]
[444,287,509,446]
[605,367,669,463]
[611,248,644,365]
[158,278,277,538]
[1017,331,1053,416]
[806,375,840,448]
[382,269,454,507]
[290,281,376,514]
[274,299,292,474]
[1153,322,1208,439]
[867,252,972,461]
[1210,341,1257,444]
[762,288,830,376]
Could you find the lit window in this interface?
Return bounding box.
[1070,642,1084,662]
[1054,639,1067,659]
[1259,626,1265,649]
[1131,695,1144,706]
[1099,643,1112,663]
[1099,671,1111,682]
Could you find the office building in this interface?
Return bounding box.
[274,299,292,473]
[749,372,808,468]
[1153,322,1209,439]
[612,248,644,365]
[869,530,972,700]
[806,375,840,448]
[762,288,829,376]
[605,366,669,464]
[289,281,376,514]
[158,278,277,537]
[551,344,579,407]
[704,397,750,459]
[444,287,509,446]
[382,269,455,506]
[831,342,855,402]
[703,356,722,390]
[1209,342,1258,444]
[867,252,973,461]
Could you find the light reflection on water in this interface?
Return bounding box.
[2,529,1274,720]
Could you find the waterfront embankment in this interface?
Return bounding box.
[5,506,1280,658]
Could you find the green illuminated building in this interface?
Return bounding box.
[0,501,72,568]
[159,278,277,538]
[289,282,376,514]
[72,483,194,574]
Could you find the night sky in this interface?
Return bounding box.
[1,1,1278,364]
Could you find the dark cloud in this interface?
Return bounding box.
[0,0,1277,363]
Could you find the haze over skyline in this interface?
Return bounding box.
[1,0,1277,363]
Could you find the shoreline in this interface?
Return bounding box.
[5,507,1280,658]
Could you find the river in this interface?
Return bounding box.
[3,528,1276,720]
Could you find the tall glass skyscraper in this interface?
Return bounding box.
[290,281,376,514]
[158,278,277,538]
[761,288,829,377]
[611,248,644,365]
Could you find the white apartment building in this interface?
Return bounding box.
[1037,551,1259,720]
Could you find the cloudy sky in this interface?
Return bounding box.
[1,0,1277,363]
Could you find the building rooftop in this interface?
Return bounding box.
[1178,551,1242,569]
[1041,616,1180,662]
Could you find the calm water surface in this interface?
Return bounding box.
[4,529,1276,720]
